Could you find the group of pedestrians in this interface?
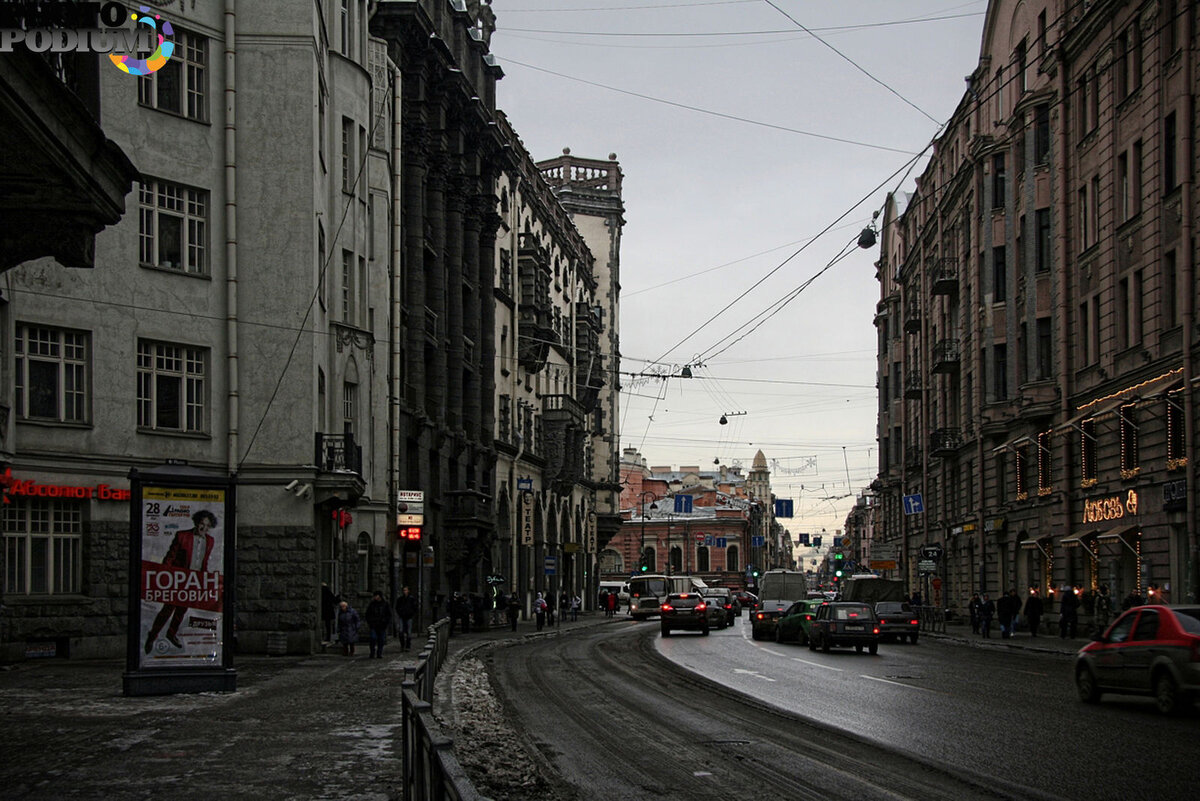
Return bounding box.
[326,585,419,658]
[968,588,1044,639]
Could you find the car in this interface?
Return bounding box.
[808,601,880,654]
[703,588,737,626]
[875,601,920,644]
[775,599,825,645]
[1074,604,1200,715]
[660,592,712,636]
[750,569,809,640]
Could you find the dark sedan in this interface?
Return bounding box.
[875,601,920,644]
[808,602,880,654]
[1075,604,1200,714]
[660,592,712,637]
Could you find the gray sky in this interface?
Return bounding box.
[489,0,988,536]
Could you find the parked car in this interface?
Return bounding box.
[808,602,880,654]
[660,592,712,636]
[703,588,737,626]
[775,599,825,645]
[1075,604,1200,714]
[875,601,920,644]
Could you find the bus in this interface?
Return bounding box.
[627,574,707,620]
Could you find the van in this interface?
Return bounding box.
[598,581,629,606]
[627,574,707,620]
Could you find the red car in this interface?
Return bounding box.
[1075,604,1200,714]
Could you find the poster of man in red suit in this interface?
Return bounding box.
[141,506,224,664]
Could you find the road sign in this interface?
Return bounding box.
[774,499,794,518]
[398,490,424,503]
[704,535,714,546]
[903,493,925,515]
[918,559,937,574]
[544,556,557,575]
[716,537,727,548]
[694,532,704,543]
[517,478,533,491]
[751,536,764,548]
[920,545,944,561]
[674,495,693,513]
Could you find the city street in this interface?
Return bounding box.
[482,618,1200,801]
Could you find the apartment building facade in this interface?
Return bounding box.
[874,0,1197,613]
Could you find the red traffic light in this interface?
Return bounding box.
[397,526,422,541]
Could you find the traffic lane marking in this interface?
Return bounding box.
[791,658,844,673]
[732,668,776,682]
[859,674,947,694]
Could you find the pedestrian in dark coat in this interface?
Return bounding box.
[1023,589,1044,637]
[365,591,391,658]
[394,586,418,650]
[968,593,981,635]
[507,593,521,631]
[1059,586,1080,638]
[996,591,1015,638]
[336,600,360,656]
[979,594,995,638]
[533,592,547,630]
[545,593,557,627]
[599,589,610,617]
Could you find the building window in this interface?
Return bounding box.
[139,178,208,273]
[1014,38,1027,95]
[318,89,327,170]
[342,250,354,323]
[1131,140,1143,216]
[357,532,371,589]
[725,545,739,572]
[1015,443,1030,499]
[138,30,208,120]
[1034,209,1051,272]
[992,153,1006,209]
[1119,404,1138,474]
[993,343,1008,400]
[1035,317,1052,380]
[1117,277,1130,351]
[137,340,207,432]
[1164,250,1178,327]
[1166,395,1185,464]
[995,452,1008,504]
[15,324,89,423]
[696,546,710,572]
[1090,175,1100,247]
[1037,10,1047,56]
[1033,104,1050,165]
[1076,74,1088,140]
[1117,153,1130,222]
[1081,420,1097,484]
[343,381,357,435]
[993,246,1006,302]
[342,117,355,193]
[1163,112,1178,194]
[2,499,82,595]
[1036,432,1052,494]
[1077,186,1088,253]
[340,0,351,58]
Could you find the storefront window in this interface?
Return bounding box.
[2,499,82,595]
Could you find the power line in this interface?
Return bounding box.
[502,11,984,38]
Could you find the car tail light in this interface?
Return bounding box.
[661,603,673,612]
[755,612,764,620]
[724,603,732,610]
[909,619,919,625]
[696,602,707,611]
[873,627,880,634]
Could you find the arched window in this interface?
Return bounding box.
[696,546,710,572]
[670,546,682,574]
[643,547,656,572]
[357,532,371,590]
[599,548,623,574]
[725,545,739,572]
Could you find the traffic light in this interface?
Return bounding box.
[639,553,650,572]
[752,568,760,578]
[834,552,844,561]
[398,526,422,542]
[835,568,844,578]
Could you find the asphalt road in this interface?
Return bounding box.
[483,618,1200,801]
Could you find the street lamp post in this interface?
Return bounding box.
[637,491,657,573]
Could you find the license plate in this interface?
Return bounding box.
[845,625,864,631]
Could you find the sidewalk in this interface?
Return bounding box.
[928,621,1088,657]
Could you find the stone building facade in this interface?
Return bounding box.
[873,0,1198,614]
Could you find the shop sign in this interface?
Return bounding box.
[520,491,534,546]
[1082,490,1138,525]
[3,477,130,502]
[983,517,1006,533]
[1163,479,1186,512]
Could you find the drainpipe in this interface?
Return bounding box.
[1053,29,1071,599]
[224,0,238,473]
[1181,26,1197,601]
[389,61,403,606]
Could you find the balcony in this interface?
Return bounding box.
[931,338,961,373]
[930,427,963,457]
[313,431,365,504]
[903,299,921,333]
[930,257,958,296]
[904,369,923,399]
[444,489,493,528]
[542,393,587,426]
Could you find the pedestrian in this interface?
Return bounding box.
[599,589,610,616]
[394,585,418,650]
[471,592,484,631]
[1023,588,1044,637]
[1121,587,1144,611]
[507,592,521,631]
[996,590,1015,639]
[336,600,360,657]
[491,590,504,626]
[910,590,923,608]
[1094,584,1112,631]
[321,582,339,643]
[365,590,390,658]
[979,594,995,638]
[968,593,981,635]
[570,594,581,622]
[1059,586,1080,639]
[605,589,617,618]
[458,593,473,634]
[545,592,556,627]
[533,592,547,630]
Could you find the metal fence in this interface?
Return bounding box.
[400,618,493,801]
[916,604,947,633]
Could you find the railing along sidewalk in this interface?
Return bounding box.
[400,617,493,801]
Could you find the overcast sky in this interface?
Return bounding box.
[488,1,989,537]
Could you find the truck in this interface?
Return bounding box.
[839,574,905,605]
[750,569,809,640]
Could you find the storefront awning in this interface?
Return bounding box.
[1060,533,1093,549]
[1019,538,1051,558]
[1095,525,1140,557]
[1056,371,1185,435]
